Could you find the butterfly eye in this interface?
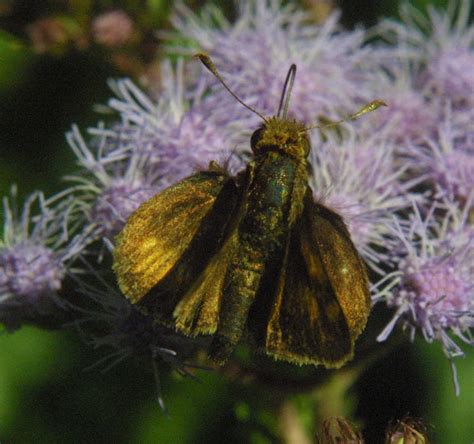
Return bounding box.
[250,126,265,153]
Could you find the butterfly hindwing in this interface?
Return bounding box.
[264,190,370,368]
[173,229,240,336]
[302,193,371,340]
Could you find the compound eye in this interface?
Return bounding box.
[250,126,265,153]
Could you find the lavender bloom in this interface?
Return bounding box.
[359,60,440,145]
[0,188,85,330]
[308,126,413,273]
[68,60,243,241]
[422,1,474,109]
[376,0,474,109]
[404,108,474,207]
[67,124,160,240]
[376,201,473,394]
[107,62,246,179]
[170,0,375,124]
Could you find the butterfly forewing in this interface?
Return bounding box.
[113,170,241,308]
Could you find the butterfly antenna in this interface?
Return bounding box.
[277,64,297,118]
[196,53,267,122]
[301,99,387,133]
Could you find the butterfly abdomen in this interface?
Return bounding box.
[209,151,307,363]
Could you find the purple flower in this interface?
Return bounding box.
[376,201,473,394]
[0,245,63,299]
[421,0,474,108]
[376,1,474,108]
[308,126,413,273]
[424,47,474,108]
[404,109,474,207]
[358,61,440,145]
[106,63,239,180]
[68,61,245,241]
[67,124,160,239]
[0,188,85,330]
[170,0,375,123]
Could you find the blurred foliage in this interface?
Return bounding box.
[1,1,473,443]
[418,341,474,443]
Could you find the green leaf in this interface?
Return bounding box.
[417,341,474,443]
[0,31,32,92]
[0,328,72,433]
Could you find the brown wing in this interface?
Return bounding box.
[264,190,370,368]
[173,229,239,336]
[113,169,242,307]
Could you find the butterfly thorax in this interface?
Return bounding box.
[243,151,308,252]
[249,117,309,228]
[251,117,310,160]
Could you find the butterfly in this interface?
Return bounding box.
[113,54,384,368]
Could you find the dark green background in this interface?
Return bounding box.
[1,1,473,443]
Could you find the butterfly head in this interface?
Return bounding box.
[196,54,385,162]
[250,117,310,160]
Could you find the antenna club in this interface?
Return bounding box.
[300,99,388,133]
[195,53,216,75]
[195,53,268,122]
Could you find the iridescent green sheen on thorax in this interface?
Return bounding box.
[209,120,311,362]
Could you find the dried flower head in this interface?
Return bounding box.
[316,417,363,444]
[385,417,429,444]
[92,10,134,48]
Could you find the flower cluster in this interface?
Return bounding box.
[171,0,375,122]
[375,200,473,394]
[367,0,474,391]
[1,0,472,399]
[0,187,87,330]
